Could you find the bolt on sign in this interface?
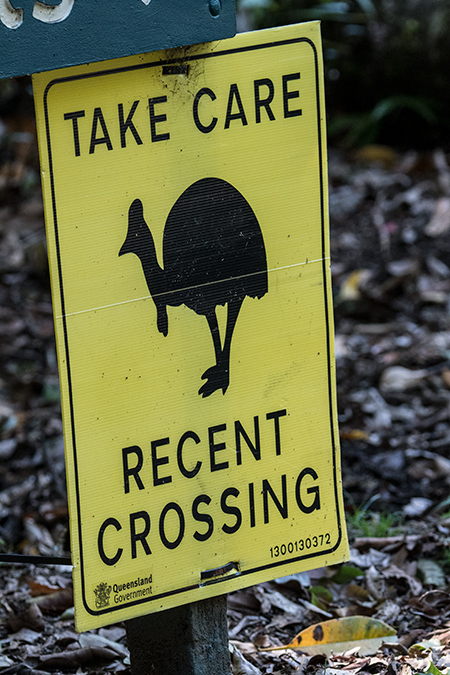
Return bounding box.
[33,21,349,632]
[0,0,235,79]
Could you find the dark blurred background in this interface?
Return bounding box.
[238,0,450,150]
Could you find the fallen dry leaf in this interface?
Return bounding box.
[27,578,66,597]
[39,646,118,669]
[426,197,450,236]
[379,366,428,393]
[8,601,45,633]
[417,560,446,587]
[31,587,74,615]
[337,269,372,302]
[230,643,262,675]
[262,616,397,656]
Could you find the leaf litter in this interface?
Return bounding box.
[2,101,450,672]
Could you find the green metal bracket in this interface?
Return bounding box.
[0,0,236,79]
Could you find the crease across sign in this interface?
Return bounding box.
[55,258,330,320]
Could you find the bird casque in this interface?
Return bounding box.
[119,177,268,397]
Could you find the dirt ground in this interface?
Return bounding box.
[1,121,450,673]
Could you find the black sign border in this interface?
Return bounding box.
[42,32,343,618]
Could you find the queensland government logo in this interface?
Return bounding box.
[94,582,112,609]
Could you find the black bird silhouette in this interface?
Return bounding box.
[119,177,268,397]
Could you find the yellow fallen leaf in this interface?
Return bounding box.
[352,145,398,169]
[340,429,369,442]
[338,270,372,302]
[289,616,396,647]
[261,616,397,656]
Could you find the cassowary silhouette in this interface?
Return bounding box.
[119,177,268,397]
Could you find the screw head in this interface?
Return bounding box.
[209,0,221,17]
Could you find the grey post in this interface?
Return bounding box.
[126,595,230,675]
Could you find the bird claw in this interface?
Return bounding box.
[199,364,229,397]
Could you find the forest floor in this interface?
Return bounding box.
[1,120,450,673]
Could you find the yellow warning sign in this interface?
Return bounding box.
[33,21,349,632]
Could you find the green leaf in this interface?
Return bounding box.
[311,585,334,602]
[371,96,437,125]
[427,661,444,675]
[331,565,364,584]
[310,585,334,610]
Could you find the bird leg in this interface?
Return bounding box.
[156,302,168,337]
[199,308,223,397]
[222,297,244,372]
[199,298,244,397]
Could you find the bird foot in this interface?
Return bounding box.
[199,364,229,398]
